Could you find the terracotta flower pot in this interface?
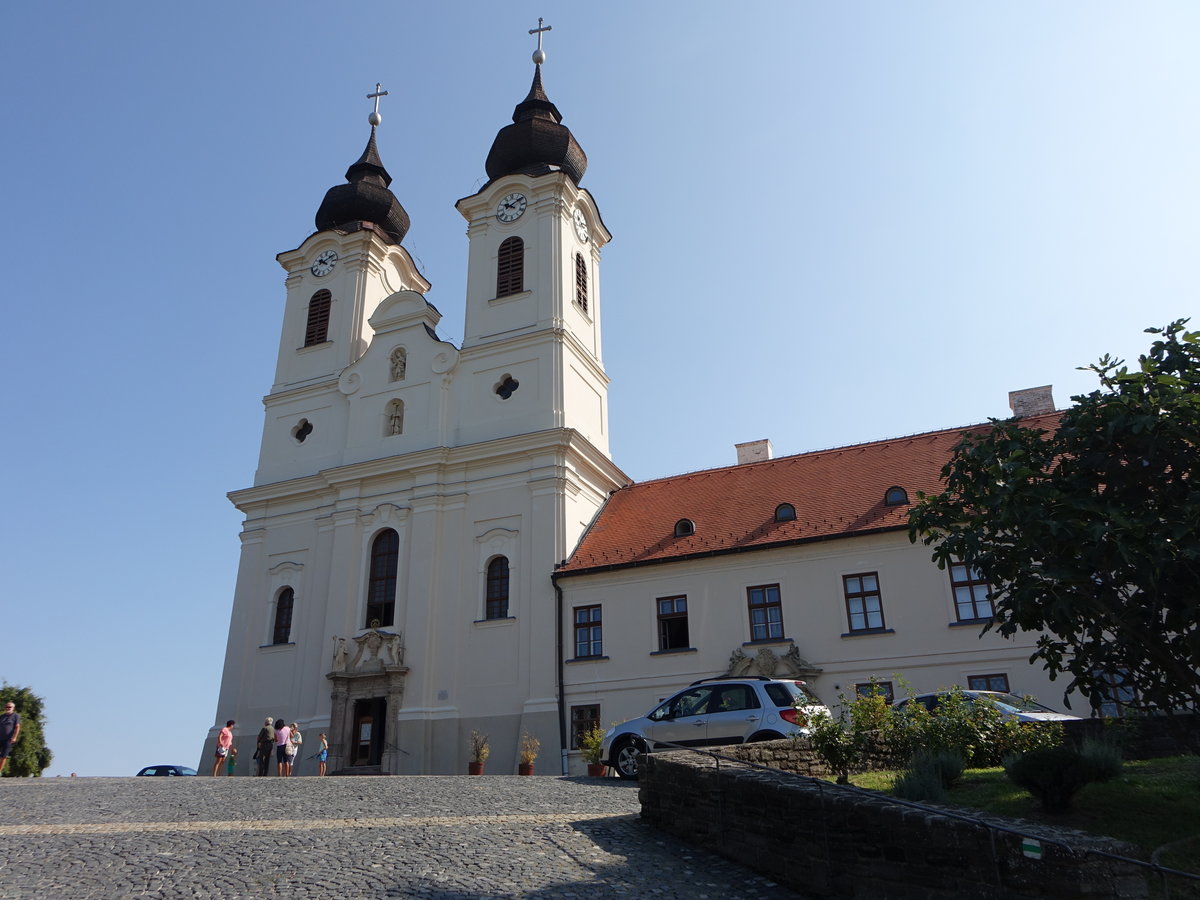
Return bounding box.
[518,762,534,776]
[468,761,484,776]
[587,762,606,777]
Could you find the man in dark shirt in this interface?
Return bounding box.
[255,717,274,777]
[0,702,20,774]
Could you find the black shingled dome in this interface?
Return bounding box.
[485,65,587,185]
[315,128,411,244]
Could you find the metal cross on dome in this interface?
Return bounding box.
[367,83,388,127]
[529,17,551,64]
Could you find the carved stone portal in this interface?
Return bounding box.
[327,629,408,774]
[724,643,823,679]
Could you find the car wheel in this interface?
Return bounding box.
[613,737,644,780]
[747,731,784,742]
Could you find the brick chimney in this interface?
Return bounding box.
[1008,385,1055,417]
[736,439,774,465]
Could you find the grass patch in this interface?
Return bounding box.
[841,755,1200,873]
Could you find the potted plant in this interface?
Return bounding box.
[468,730,489,775]
[579,724,607,776]
[518,731,540,775]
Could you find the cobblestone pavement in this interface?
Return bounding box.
[0,776,802,899]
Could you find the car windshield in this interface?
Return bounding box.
[982,693,1056,714]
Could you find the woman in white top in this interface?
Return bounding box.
[288,723,302,776]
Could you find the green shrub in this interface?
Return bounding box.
[807,710,860,784]
[918,749,966,788]
[894,759,947,803]
[888,690,1064,767]
[1004,746,1099,813]
[1079,736,1123,783]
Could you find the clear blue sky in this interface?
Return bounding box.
[1,3,1195,776]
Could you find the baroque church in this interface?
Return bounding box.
[207,30,1069,776]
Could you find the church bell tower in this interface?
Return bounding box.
[453,20,612,454]
[207,25,628,778]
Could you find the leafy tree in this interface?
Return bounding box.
[0,684,52,777]
[909,320,1200,714]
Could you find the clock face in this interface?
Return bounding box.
[573,208,590,243]
[311,249,338,277]
[496,193,527,223]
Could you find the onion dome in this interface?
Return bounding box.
[315,127,410,244]
[484,65,587,185]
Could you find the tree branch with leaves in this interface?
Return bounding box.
[909,320,1200,714]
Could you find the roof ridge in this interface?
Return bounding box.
[625,415,1048,489]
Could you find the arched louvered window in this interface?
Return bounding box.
[272,587,294,645]
[486,556,510,619]
[496,237,524,297]
[304,289,332,346]
[674,518,695,537]
[574,252,588,313]
[365,529,399,627]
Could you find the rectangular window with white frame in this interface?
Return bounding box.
[843,572,886,633]
[950,562,992,622]
[573,605,603,658]
[747,584,784,641]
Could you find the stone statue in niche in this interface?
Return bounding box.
[390,347,407,382]
[386,399,404,436]
[332,637,348,672]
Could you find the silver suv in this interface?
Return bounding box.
[600,676,828,779]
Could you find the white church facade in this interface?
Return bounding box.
[207,36,1074,776]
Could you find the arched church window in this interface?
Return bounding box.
[365,529,399,628]
[304,290,332,346]
[884,486,909,506]
[774,503,796,522]
[674,518,695,537]
[385,399,404,436]
[574,252,588,313]
[272,587,294,645]
[485,556,510,619]
[389,347,407,382]
[496,237,524,297]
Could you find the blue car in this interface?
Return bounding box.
[136,765,197,776]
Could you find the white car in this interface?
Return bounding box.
[601,676,828,779]
[893,690,1081,722]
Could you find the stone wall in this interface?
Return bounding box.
[638,750,1149,899]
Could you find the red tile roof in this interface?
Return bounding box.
[557,414,1060,575]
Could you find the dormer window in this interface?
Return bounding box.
[884,486,909,506]
[674,518,695,537]
[774,503,796,522]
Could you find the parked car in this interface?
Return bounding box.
[136,765,197,776]
[601,676,828,779]
[893,690,1081,722]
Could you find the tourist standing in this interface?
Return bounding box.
[0,702,20,775]
[274,719,291,776]
[288,723,302,775]
[318,733,329,776]
[255,717,274,777]
[212,720,234,776]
